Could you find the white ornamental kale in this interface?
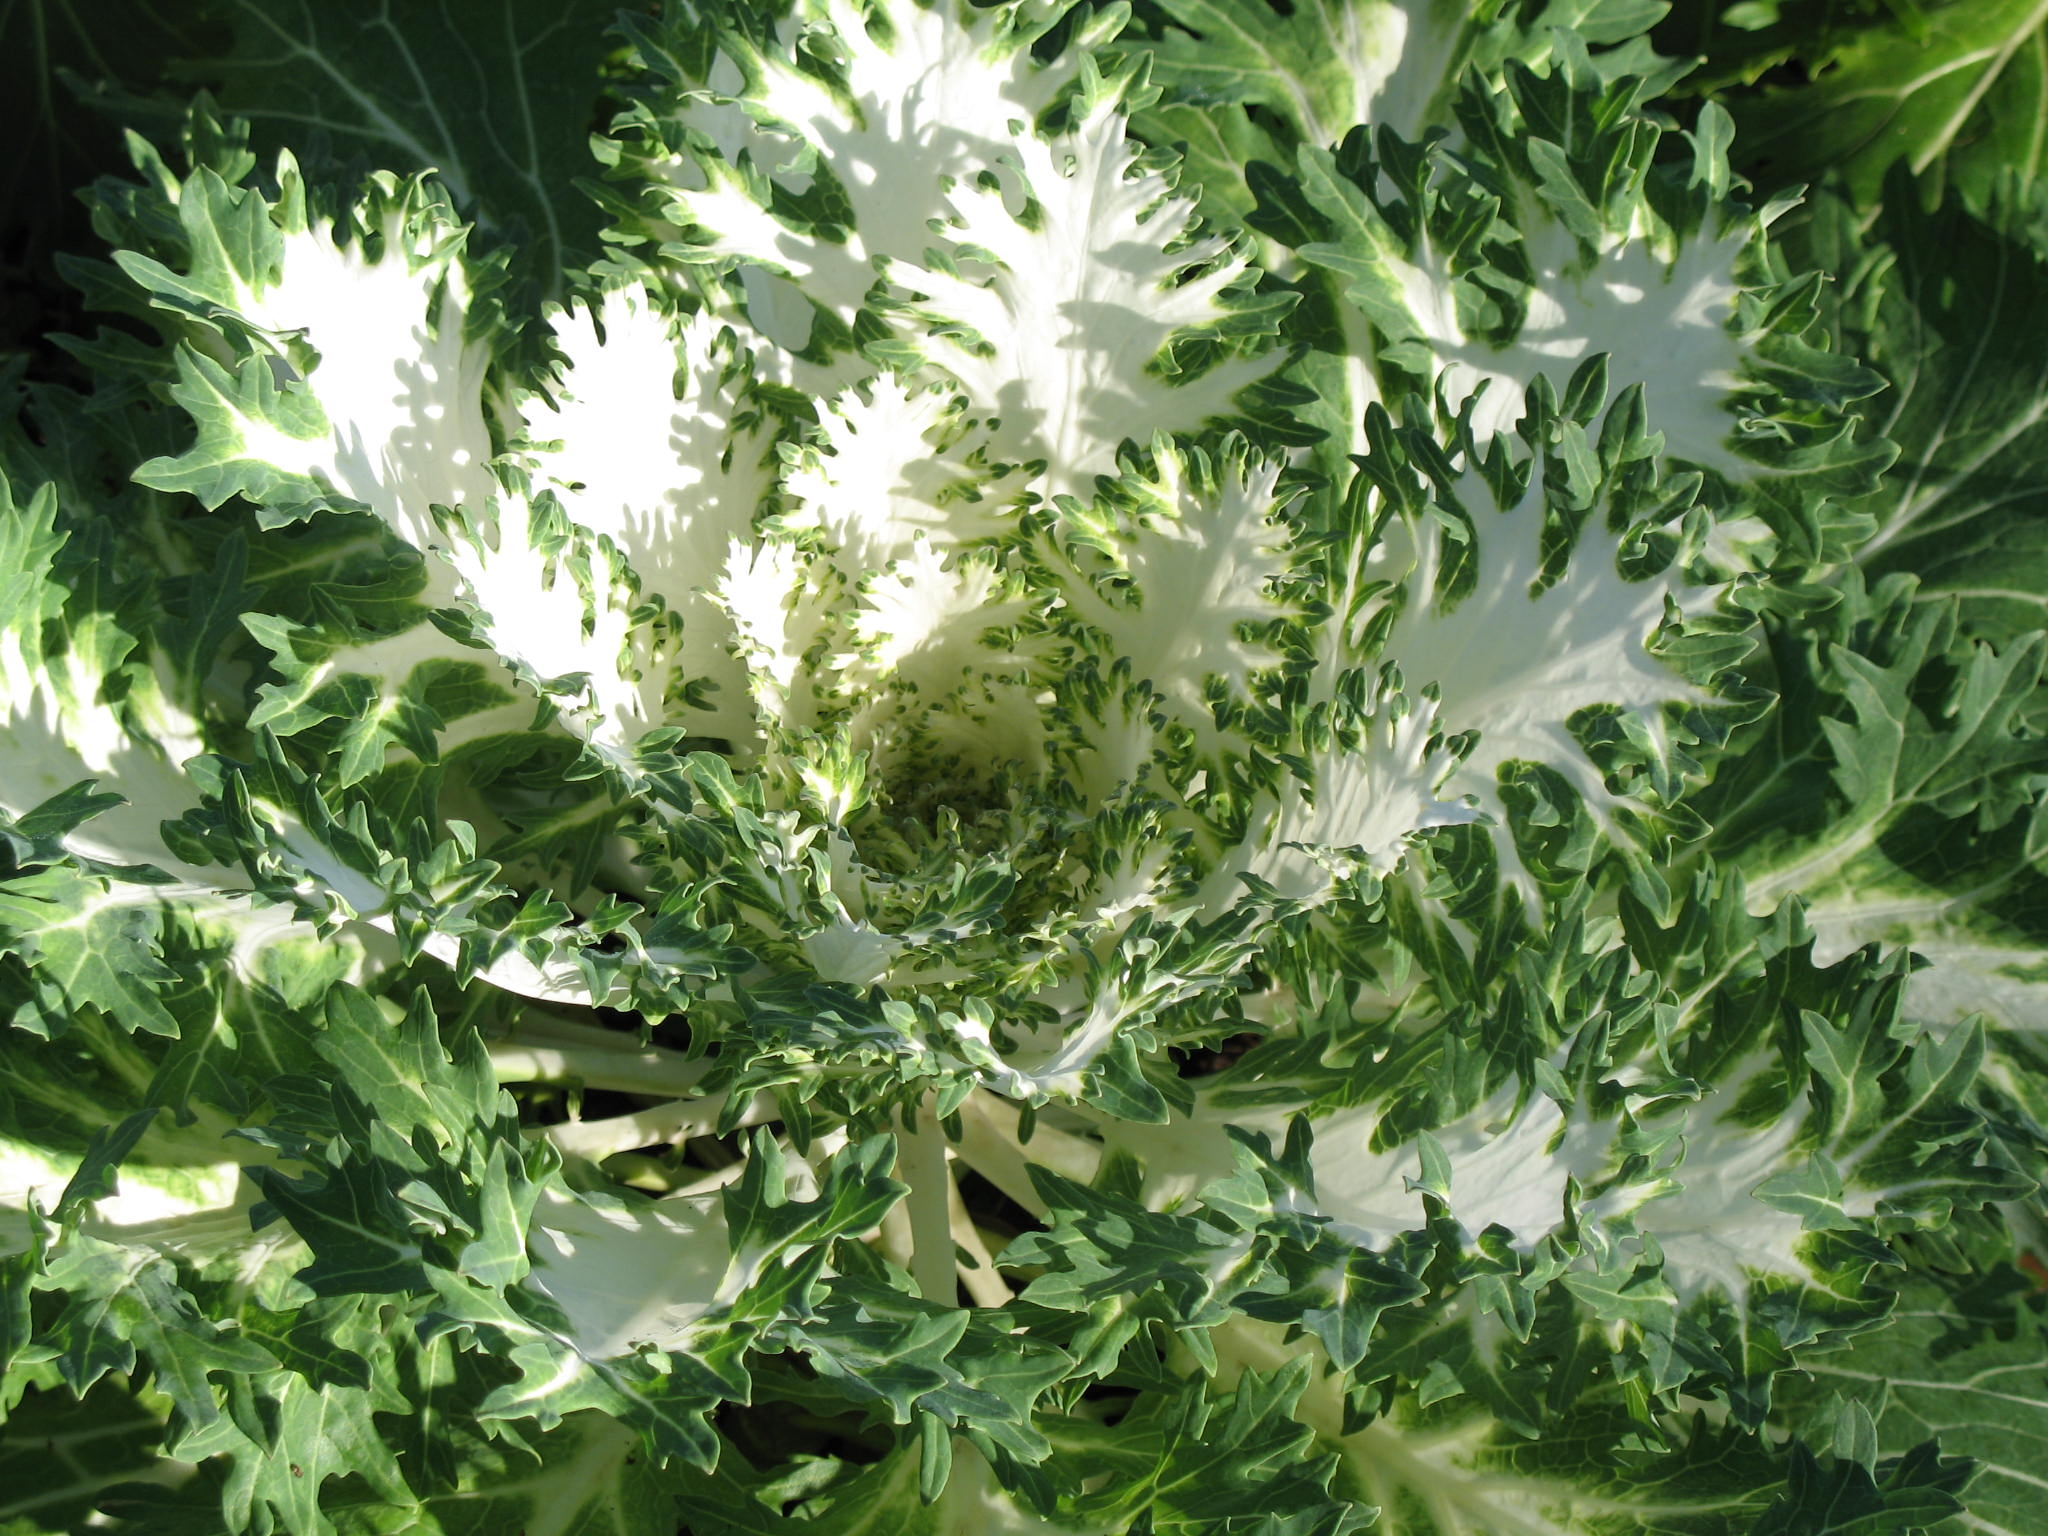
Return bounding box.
[0,1,2041,1532]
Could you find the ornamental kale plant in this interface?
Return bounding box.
[3,0,2046,1531]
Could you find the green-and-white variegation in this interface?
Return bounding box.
[0,1,2036,1533]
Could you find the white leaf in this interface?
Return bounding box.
[1370,471,1715,883]
[521,286,779,745]
[650,0,1085,334]
[1387,221,1751,472]
[1056,443,1295,759]
[227,192,497,556]
[888,96,1279,500]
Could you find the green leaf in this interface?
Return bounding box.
[0,873,183,1040]
[1047,1364,1367,1534]
[1812,176,2048,662]
[1716,0,2048,207]
[40,1233,277,1436]
[134,0,621,300]
[1780,1270,2048,1535]
[0,1380,170,1534]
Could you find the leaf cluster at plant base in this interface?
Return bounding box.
[1,1,2046,1532]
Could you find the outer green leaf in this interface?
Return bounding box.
[0,1381,170,1535]
[1779,1272,2048,1536]
[1713,0,2048,207]
[0,872,182,1040]
[152,0,621,298]
[1810,176,2048,664]
[1134,0,1679,184]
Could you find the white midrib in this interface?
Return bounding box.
[1857,236,2048,565]
[433,1415,639,1534]
[222,0,472,206]
[1912,0,2048,180]
[1804,1358,2048,1413]
[1806,862,2026,936]
[1744,816,1885,910]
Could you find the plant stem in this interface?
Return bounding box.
[488,1012,714,1098]
[948,1171,1012,1308]
[534,1090,776,1160]
[950,1090,1101,1218]
[668,1161,752,1200]
[490,1041,714,1098]
[879,1200,916,1275]
[898,1098,959,1306]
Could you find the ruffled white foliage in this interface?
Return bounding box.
[783,375,1016,576]
[441,495,663,757]
[1386,221,1751,472]
[1056,445,1294,756]
[1210,687,1474,910]
[887,95,1279,499]
[1370,473,1714,870]
[211,195,496,554]
[189,210,773,760]
[841,545,1050,793]
[649,0,1086,339]
[520,285,777,744]
[729,374,1043,765]
[521,290,769,613]
[1067,686,1163,809]
[717,537,825,730]
[147,196,656,756]
[850,543,1035,691]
